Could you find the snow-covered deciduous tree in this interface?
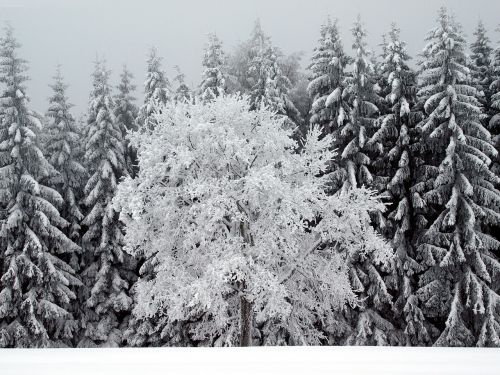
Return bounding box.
[369,24,431,345]
[114,65,138,177]
[45,66,87,244]
[416,8,500,346]
[79,60,135,347]
[0,26,81,347]
[136,48,170,130]
[307,17,351,143]
[199,33,226,102]
[114,95,392,346]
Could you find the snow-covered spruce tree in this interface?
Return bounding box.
[306,19,354,341]
[114,94,392,347]
[173,65,191,103]
[79,60,135,347]
[136,48,170,130]
[282,52,311,127]
[332,16,381,193]
[0,26,80,347]
[45,66,87,245]
[373,35,391,119]
[470,21,493,118]
[114,65,138,177]
[368,24,431,345]
[199,33,226,102]
[415,8,500,346]
[307,17,351,142]
[226,19,267,95]
[489,30,500,179]
[246,22,301,128]
[328,17,398,346]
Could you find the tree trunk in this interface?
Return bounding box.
[239,295,253,347]
[237,213,254,347]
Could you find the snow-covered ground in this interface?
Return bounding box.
[0,346,498,375]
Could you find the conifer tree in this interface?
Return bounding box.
[489,30,500,178]
[307,18,351,143]
[332,16,382,193]
[136,48,170,130]
[243,21,302,128]
[331,17,397,346]
[79,60,134,347]
[114,65,138,177]
[470,21,493,117]
[0,26,80,347]
[415,8,500,346]
[172,65,191,103]
[199,33,226,101]
[45,67,87,244]
[369,24,431,345]
[373,35,391,118]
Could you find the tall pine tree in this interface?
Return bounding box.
[369,24,431,345]
[45,66,87,244]
[245,20,302,128]
[114,65,138,177]
[307,17,351,143]
[326,17,397,346]
[172,65,191,103]
[136,48,170,130]
[199,33,226,101]
[0,26,80,348]
[470,21,493,118]
[489,29,500,178]
[415,8,500,346]
[332,16,382,193]
[79,60,134,347]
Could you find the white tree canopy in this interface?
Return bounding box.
[114,95,392,346]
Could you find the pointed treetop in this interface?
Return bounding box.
[249,18,269,50]
[388,22,401,42]
[90,57,112,96]
[0,24,29,91]
[49,64,65,90]
[173,65,185,83]
[472,20,492,52]
[475,19,488,36]
[48,64,73,111]
[147,47,162,69]
[117,64,136,94]
[352,15,368,54]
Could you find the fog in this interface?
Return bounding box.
[1,0,499,114]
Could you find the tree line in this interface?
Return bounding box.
[0,6,499,347]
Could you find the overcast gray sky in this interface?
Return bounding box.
[1,0,500,115]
